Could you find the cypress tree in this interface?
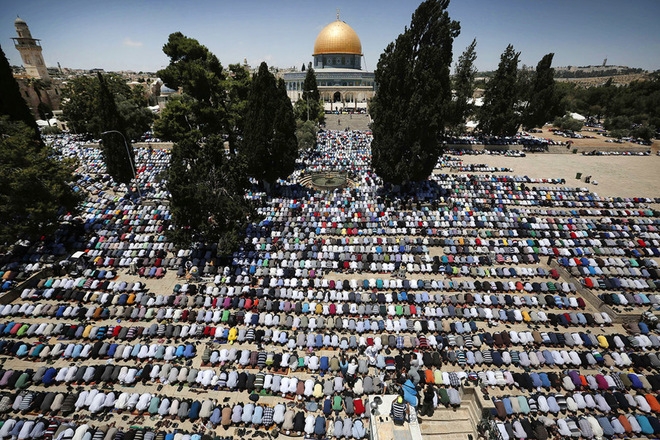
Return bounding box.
[522,53,560,130]
[449,39,477,133]
[242,62,297,190]
[301,67,323,123]
[0,44,39,138]
[370,0,460,185]
[478,44,521,136]
[97,72,135,186]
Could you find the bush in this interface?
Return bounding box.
[631,125,655,142]
[609,129,628,139]
[41,125,62,135]
[553,115,583,132]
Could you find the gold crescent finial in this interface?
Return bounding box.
[336,8,340,20]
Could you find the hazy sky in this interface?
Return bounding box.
[2,0,659,73]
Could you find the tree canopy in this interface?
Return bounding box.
[370,0,460,184]
[224,63,252,153]
[61,73,153,141]
[478,44,521,136]
[294,67,324,124]
[0,45,39,138]
[155,32,255,251]
[295,120,318,152]
[521,53,562,130]
[159,32,225,106]
[242,62,298,189]
[0,117,80,249]
[556,72,659,140]
[97,72,135,186]
[449,38,477,133]
[166,134,252,250]
[0,45,79,249]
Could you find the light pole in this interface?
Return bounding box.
[305,92,310,121]
[101,130,141,198]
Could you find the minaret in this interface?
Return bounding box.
[12,16,50,80]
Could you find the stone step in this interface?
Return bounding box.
[428,408,471,422]
[422,434,473,440]
[420,419,474,436]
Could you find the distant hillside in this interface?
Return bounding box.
[473,65,651,88]
[555,73,649,87]
[475,65,647,80]
[554,65,645,79]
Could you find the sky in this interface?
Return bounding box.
[2,0,660,74]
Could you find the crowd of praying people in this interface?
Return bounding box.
[0,130,658,440]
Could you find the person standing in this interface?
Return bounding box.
[390,395,408,426]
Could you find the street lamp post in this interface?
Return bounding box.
[101,130,142,198]
[303,93,309,121]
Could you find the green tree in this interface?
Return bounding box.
[631,124,655,142]
[117,84,155,141]
[449,38,477,133]
[158,32,250,149]
[0,45,39,137]
[166,135,252,250]
[0,117,80,249]
[225,63,252,153]
[156,32,254,251]
[370,0,460,184]
[156,32,228,140]
[521,53,560,129]
[557,72,660,130]
[97,72,135,186]
[552,115,583,132]
[61,73,153,140]
[0,45,78,248]
[26,77,50,119]
[298,67,324,123]
[242,62,298,190]
[296,119,318,151]
[479,44,521,136]
[153,96,199,143]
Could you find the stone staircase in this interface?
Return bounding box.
[418,407,475,440]
[418,386,493,440]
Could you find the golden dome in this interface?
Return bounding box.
[313,20,362,56]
